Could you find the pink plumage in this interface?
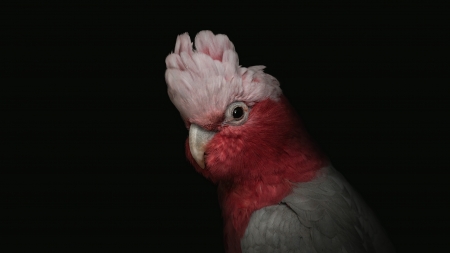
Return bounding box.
[165,31,281,127]
[165,31,395,253]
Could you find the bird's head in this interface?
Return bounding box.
[165,31,325,185]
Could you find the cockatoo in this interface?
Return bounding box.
[165,31,395,253]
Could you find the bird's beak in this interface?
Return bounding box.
[189,124,215,169]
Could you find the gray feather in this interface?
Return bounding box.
[241,165,395,253]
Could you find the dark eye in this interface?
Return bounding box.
[232,107,244,119]
[225,101,249,126]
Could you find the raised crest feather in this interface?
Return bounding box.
[165,30,282,125]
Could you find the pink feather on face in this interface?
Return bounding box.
[184,96,327,253]
[165,31,282,127]
[165,31,326,253]
[165,31,394,253]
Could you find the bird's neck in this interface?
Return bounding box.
[218,178,292,253]
[219,168,327,253]
[217,97,328,252]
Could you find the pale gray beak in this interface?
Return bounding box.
[188,124,216,169]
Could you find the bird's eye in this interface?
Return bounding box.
[232,107,244,119]
[225,102,249,126]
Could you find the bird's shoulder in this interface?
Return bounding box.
[241,165,395,253]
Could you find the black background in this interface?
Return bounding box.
[2,2,449,252]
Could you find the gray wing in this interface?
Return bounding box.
[241,166,395,253]
[241,204,310,253]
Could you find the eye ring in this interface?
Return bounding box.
[224,102,249,126]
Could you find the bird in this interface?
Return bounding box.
[164,30,395,253]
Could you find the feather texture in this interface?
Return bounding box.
[241,166,395,253]
[187,97,327,253]
[165,31,394,253]
[165,31,281,126]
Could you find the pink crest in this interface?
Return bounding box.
[165,30,281,124]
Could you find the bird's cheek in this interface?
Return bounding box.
[204,136,245,175]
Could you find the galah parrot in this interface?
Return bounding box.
[165,30,395,253]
